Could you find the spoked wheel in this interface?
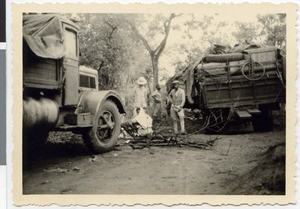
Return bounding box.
[241,60,265,81]
[83,101,121,154]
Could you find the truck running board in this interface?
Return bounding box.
[236,110,252,120]
[236,109,261,120]
[247,109,261,115]
[65,113,92,125]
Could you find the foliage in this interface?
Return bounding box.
[257,14,286,50]
[75,14,151,91]
[232,22,261,44]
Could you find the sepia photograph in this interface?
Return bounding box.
[12,2,296,206]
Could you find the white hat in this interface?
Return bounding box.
[137,77,147,85]
[172,80,180,84]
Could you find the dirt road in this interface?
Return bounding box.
[23,129,285,195]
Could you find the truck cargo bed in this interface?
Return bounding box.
[195,47,285,109]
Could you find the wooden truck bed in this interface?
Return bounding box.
[195,47,285,109]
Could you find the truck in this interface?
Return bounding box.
[23,14,125,158]
[167,44,286,133]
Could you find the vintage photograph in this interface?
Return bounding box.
[13,3,296,206]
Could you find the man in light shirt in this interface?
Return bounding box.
[130,107,153,137]
[133,76,148,117]
[168,80,187,135]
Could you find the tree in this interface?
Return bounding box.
[257,14,286,50]
[182,14,231,48]
[232,22,261,44]
[129,13,182,89]
[74,14,151,91]
[168,14,229,73]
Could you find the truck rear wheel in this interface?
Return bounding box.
[83,100,121,154]
[252,108,273,132]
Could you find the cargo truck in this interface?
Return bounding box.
[23,14,125,158]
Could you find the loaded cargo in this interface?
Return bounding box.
[167,44,286,132]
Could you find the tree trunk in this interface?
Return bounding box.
[129,13,181,90]
[152,57,159,90]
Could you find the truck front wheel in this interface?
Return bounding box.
[83,100,121,154]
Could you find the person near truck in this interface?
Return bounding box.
[130,107,153,137]
[151,84,162,120]
[168,80,187,135]
[133,76,148,117]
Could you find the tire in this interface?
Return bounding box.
[241,61,265,81]
[204,53,244,63]
[83,100,121,154]
[252,108,273,132]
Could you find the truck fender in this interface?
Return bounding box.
[78,90,126,118]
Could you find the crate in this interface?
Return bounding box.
[244,47,277,63]
[65,113,92,125]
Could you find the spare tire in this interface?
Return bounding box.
[204,53,245,63]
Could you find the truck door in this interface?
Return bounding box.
[63,25,79,105]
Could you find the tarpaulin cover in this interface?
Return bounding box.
[23,14,76,59]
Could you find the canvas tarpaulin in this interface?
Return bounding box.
[23,14,76,59]
[169,57,204,104]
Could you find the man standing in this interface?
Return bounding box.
[151,84,162,120]
[133,76,148,117]
[168,80,186,135]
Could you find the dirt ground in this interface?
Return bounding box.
[23,120,285,195]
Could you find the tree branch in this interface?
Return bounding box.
[154,13,181,58]
[129,22,154,54]
[104,20,118,40]
[98,61,104,72]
